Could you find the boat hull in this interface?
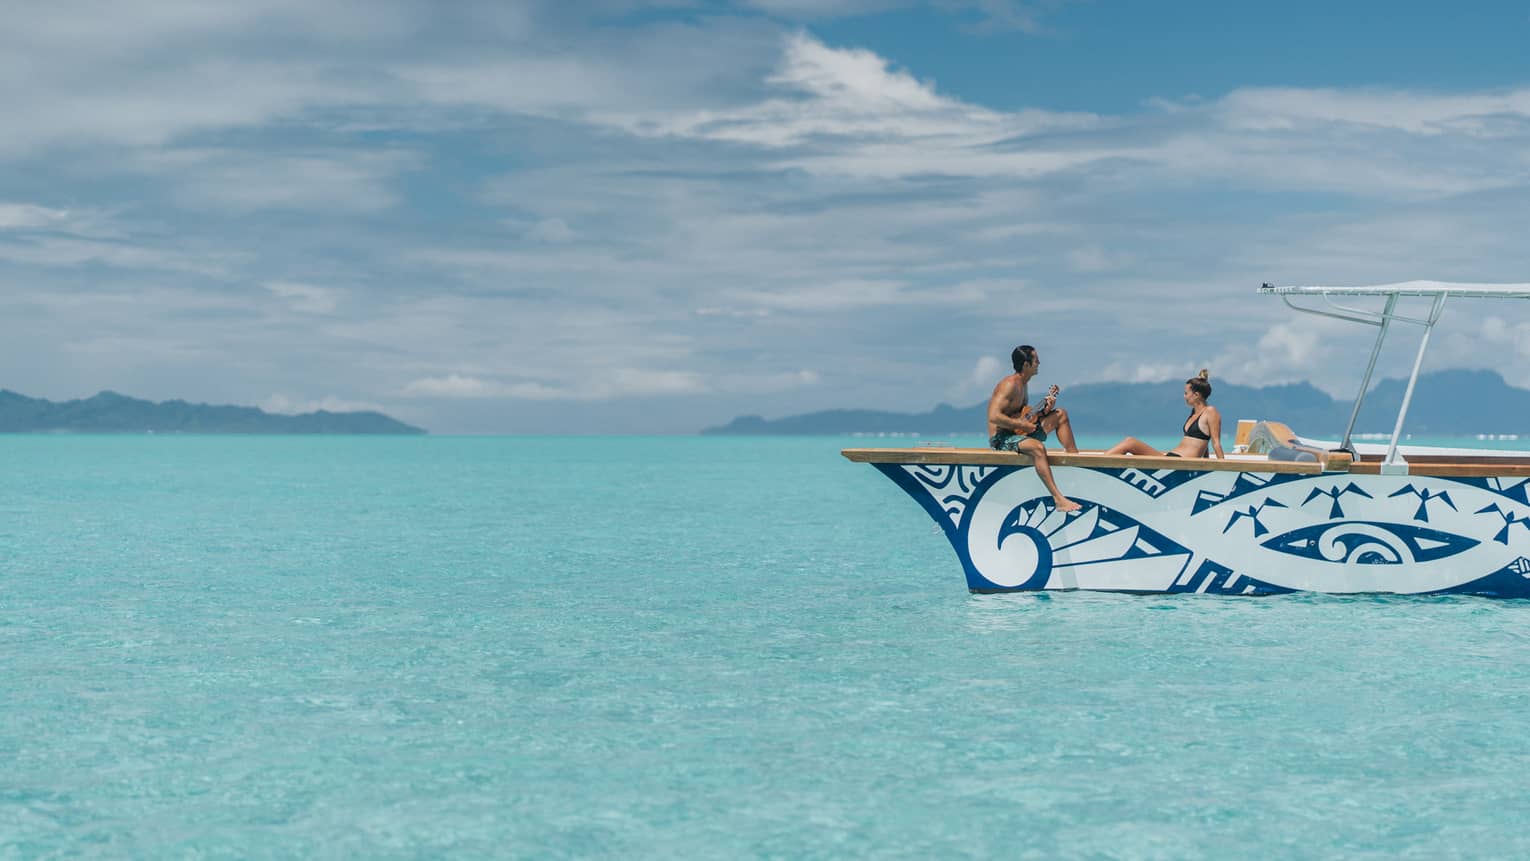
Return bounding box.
[875,462,1530,597]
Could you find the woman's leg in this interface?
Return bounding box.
[1104,436,1160,456]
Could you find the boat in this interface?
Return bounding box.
[843,281,1530,596]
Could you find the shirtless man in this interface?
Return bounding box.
[987,345,1081,512]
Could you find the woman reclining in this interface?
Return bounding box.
[1105,370,1225,459]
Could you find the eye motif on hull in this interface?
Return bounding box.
[1262,521,1479,565]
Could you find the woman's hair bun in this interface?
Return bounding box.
[1198,369,1210,381]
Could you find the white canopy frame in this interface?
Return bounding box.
[1258,281,1530,470]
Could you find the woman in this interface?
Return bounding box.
[1105,370,1225,459]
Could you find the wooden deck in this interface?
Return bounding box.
[844,447,1328,473]
[841,447,1530,478]
[845,418,1530,478]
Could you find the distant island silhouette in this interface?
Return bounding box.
[703,369,1530,438]
[0,390,425,434]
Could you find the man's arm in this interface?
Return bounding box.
[987,382,1036,433]
[1031,385,1059,420]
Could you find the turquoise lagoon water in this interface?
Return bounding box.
[5,434,1530,858]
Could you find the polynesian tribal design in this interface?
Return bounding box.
[1261,521,1478,565]
[901,464,998,529]
[874,462,1530,597]
[1473,503,1530,545]
[1222,498,1287,537]
[1388,485,1457,522]
[1301,483,1373,519]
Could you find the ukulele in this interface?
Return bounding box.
[1023,384,1061,428]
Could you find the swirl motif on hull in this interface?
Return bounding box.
[975,501,1054,590]
[1262,521,1480,565]
[962,471,1193,592]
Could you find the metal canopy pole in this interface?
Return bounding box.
[1340,293,1397,453]
[1383,293,1448,468]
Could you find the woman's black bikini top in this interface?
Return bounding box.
[1183,411,1211,441]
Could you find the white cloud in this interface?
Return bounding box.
[0,203,71,230]
[397,57,623,117]
[1097,360,1193,385]
[0,3,755,158]
[1253,322,1327,371]
[622,32,1097,153]
[1444,315,1530,388]
[0,235,239,275]
[947,355,1004,401]
[0,1,420,156]
[525,218,575,243]
[970,355,1002,385]
[401,368,709,400]
[401,374,507,399]
[0,203,134,242]
[1066,246,1129,273]
[604,34,1530,198]
[730,368,821,392]
[1230,321,1328,379]
[744,279,913,311]
[1204,315,1363,392]
[389,17,780,122]
[4,12,1530,433]
[608,367,708,396]
[694,307,772,318]
[136,148,419,213]
[737,277,1005,312]
[264,281,341,314]
[744,0,1059,32]
[2,60,363,157]
[260,393,383,414]
[1217,87,1530,136]
[943,0,1052,33]
[744,0,899,17]
[769,32,947,113]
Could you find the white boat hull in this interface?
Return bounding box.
[875,462,1530,596]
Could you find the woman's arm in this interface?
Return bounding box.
[1207,407,1225,458]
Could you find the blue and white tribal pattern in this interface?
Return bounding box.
[875,463,1530,596]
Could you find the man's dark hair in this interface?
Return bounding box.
[1011,345,1037,373]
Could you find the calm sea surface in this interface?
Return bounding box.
[5,435,1530,858]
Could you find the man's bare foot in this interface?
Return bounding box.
[1054,497,1083,513]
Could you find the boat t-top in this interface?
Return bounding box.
[843,281,1530,597]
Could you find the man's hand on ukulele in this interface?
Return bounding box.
[1038,385,1058,415]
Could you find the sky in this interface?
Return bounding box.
[4,0,1530,434]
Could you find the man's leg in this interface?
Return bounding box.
[1042,408,1078,453]
[1018,438,1081,512]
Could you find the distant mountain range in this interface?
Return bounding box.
[702,369,1530,438]
[0,390,425,434]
